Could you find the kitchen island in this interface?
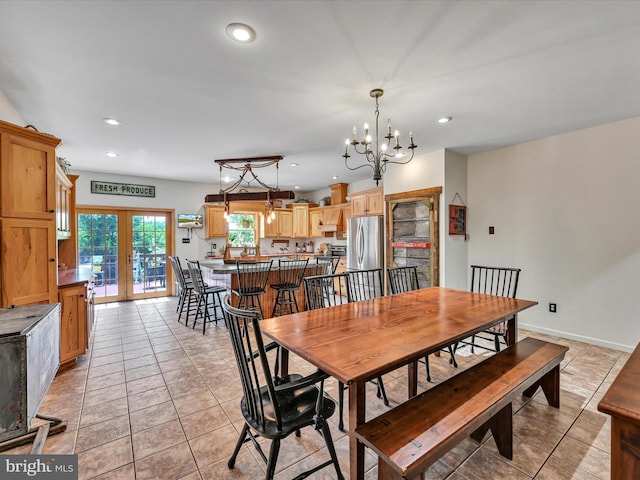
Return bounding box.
[199,260,323,317]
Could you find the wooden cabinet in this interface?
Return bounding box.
[0,217,57,307]
[264,210,293,238]
[0,120,61,309]
[351,187,383,217]
[205,205,228,238]
[0,122,59,220]
[58,174,79,269]
[309,207,323,238]
[58,283,88,367]
[291,203,318,238]
[56,164,73,239]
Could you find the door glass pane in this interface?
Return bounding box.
[78,213,119,299]
[132,215,167,293]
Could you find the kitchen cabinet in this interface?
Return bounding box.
[351,187,383,217]
[56,164,73,239]
[58,174,79,269]
[0,120,61,309]
[57,268,95,368]
[309,207,323,238]
[205,205,228,238]
[58,283,88,367]
[0,121,59,220]
[291,203,318,238]
[264,209,292,238]
[0,217,57,307]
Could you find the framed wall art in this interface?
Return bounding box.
[449,204,466,235]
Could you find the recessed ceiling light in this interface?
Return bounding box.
[332,175,339,180]
[226,23,256,43]
[222,176,233,183]
[290,163,298,167]
[105,151,119,158]
[294,186,300,189]
[103,118,121,126]
[438,116,453,124]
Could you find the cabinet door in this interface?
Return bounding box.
[0,218,57,307]
[309,209,323,238]
[264,212,279,237]
[206,206,228,238]
[56,166,72,239]
[0,131,57,219]
[58,284,87,365]
[292,205,309,238]
[278,211,293,237]
[351,194,368,217]
[367,189,384,215]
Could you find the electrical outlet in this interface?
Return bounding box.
[212,243,217,249]
[489,226,495,234]
[549,303,557,313]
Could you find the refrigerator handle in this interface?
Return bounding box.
[357,223,365,266]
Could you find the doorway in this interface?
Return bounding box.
[77,207,174,303]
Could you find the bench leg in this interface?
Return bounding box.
[522,365,560,408]
[470,403,513,460]
[377,459,421,480]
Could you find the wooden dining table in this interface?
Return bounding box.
[259,286,538,480]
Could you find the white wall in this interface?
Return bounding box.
[443,150,468,289]
[0,89,24,125]
[74,170,220,261]
[468,116,640,352]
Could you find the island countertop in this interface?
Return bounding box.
[199,259,322,275]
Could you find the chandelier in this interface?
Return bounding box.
[204,156,295,219]
[343,88,417,186]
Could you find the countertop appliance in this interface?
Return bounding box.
[327,245,346,257]
[347,216,384,271]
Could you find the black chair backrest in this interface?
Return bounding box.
[221,295,282,431]
[236,261,273,293]
[169,256,188,289]
[185,259,206,295]
[347,268,384,301]
[470,265,520,298]
[316,257,340,275]
[276,258,309,287]
[304,273,352,309]
[387,265,420,294]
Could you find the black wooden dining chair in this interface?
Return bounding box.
[232,260,273,318]
[387,265,458,382]
[185,260,226,334]
[221,295,344,480]
[270,258,308,317]
[168,256,196,324]
[347,267,384,302]
[457,265,521,353]
[304,272,388,431]
[316,256,340,276]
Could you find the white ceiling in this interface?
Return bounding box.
[1,0,640,192]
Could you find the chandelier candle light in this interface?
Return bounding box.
[343,88,417,186]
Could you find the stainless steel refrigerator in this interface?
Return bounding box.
[347,215,384,271]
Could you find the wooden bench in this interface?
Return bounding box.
[354,337,568,480]
[598,342,640,480]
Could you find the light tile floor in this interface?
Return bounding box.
[3,297,626,480]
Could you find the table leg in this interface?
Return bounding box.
[349,381,366,480]
[507,314,518,346]
[408,360,418,398]
[278,347,289,378]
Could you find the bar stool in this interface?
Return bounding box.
[316,256,340,275]
[168,256,197,325]
[185,260,226,334]
[232,260,273,318]
[270,258,308,317]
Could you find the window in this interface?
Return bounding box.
[228,213,256,246]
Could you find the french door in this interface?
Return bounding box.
[77,207,174,303]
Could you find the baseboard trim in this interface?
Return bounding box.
[519,322,634,353]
